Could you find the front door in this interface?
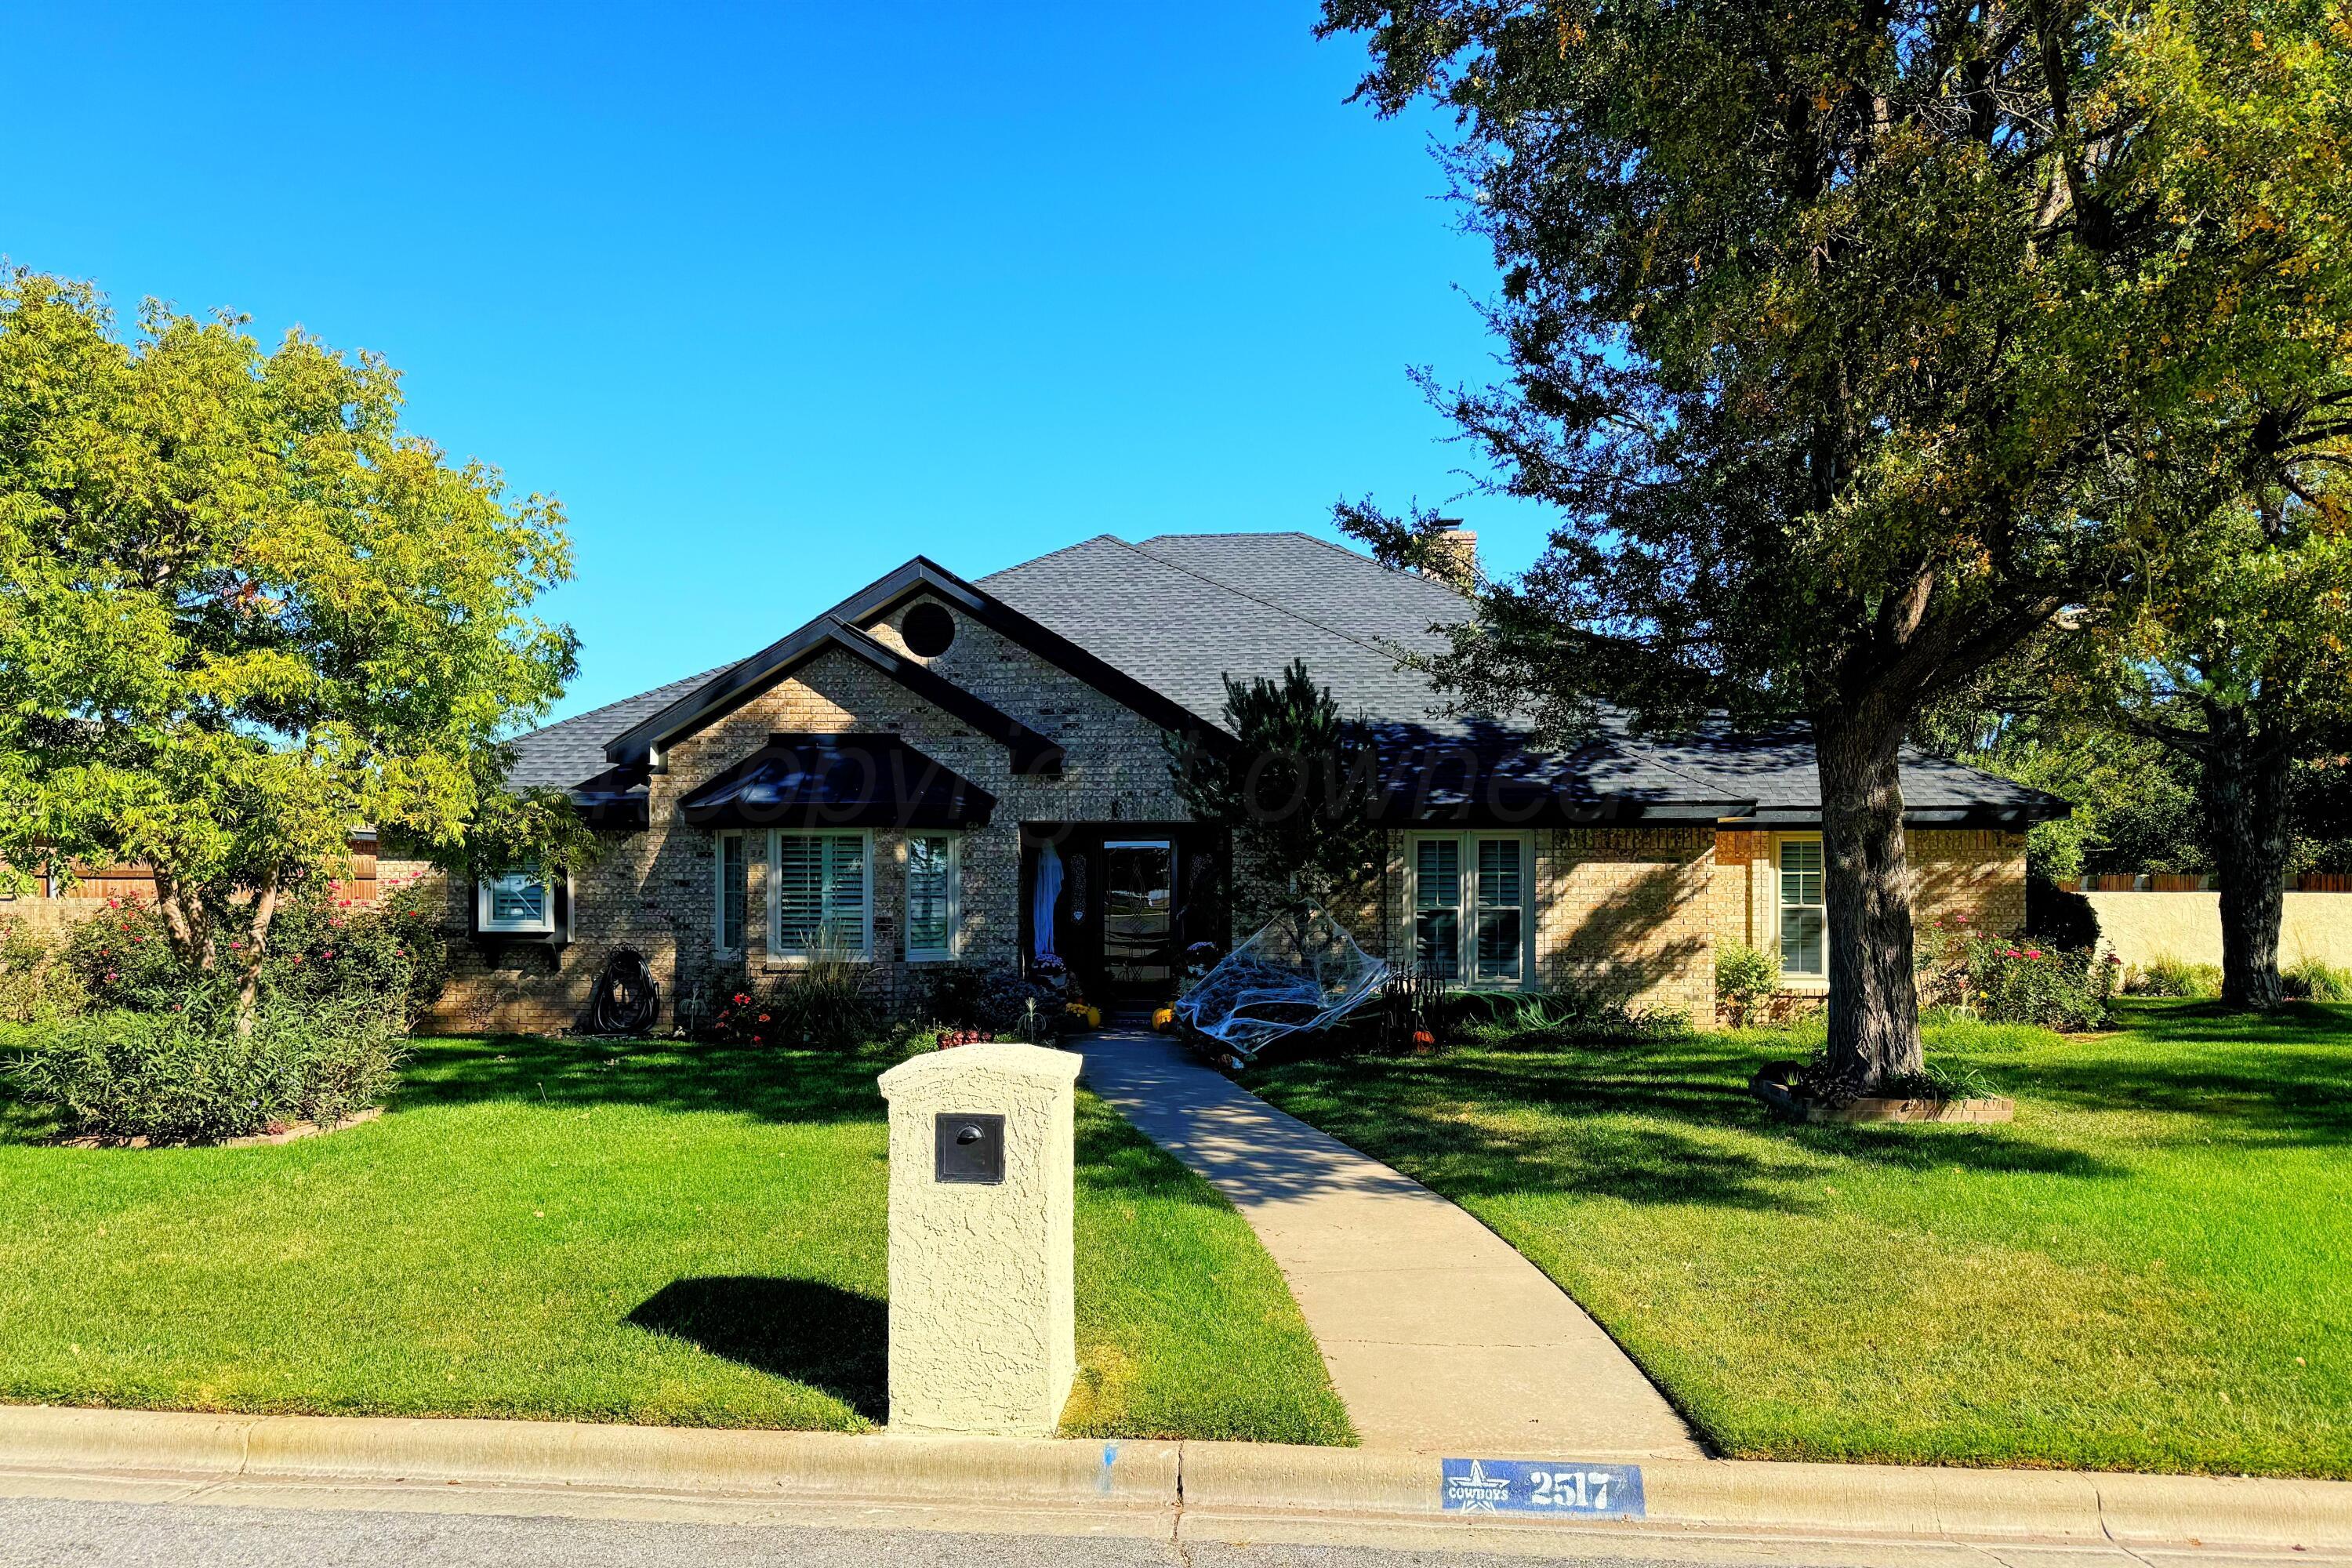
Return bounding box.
[1102,838,1174,993]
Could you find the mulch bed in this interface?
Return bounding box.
[57,1106,384,1150]
[1749,1065,2015,1126]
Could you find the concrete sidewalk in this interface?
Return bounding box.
[1069,1028,1700,1458]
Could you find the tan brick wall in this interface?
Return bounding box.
[1376,825,1717,1023]
[1706,826,2028,1022]
[423,593,1198,1036]
[1911,829,2028,934]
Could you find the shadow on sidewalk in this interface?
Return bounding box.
[626,1276,886,1421]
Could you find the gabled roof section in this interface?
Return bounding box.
[505,666,735,790]
[603,556,1218,771]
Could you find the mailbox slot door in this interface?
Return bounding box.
[935,1112,1006,1184]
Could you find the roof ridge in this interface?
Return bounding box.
[976,532,1124,584]
[1120,536,1440,673]
[1143,528,1477,602]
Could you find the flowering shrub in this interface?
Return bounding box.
[60,886,448,1024]
[4,990,405,1144]
[266,885,449,1026]
[705,944,877,1051]
[1920,913,2112,1030]
[64,902,190,1013]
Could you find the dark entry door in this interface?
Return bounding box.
[1102,839,1174,991]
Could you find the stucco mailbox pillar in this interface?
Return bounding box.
[877,1041,1080,1436]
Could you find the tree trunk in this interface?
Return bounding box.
[2199,703,2291,1010]
[1814,702,1923,1091]
[151,872,212,972]
[233,866,285,1036]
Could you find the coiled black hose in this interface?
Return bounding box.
[588,948,661,1036]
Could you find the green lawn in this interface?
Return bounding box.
[1247,1000,2351,1478]
[0,1036,1350,1445]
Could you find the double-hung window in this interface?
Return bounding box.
[713,831,749,957]
[477,866,555,935]
[771,829,871,960]
[904,833,960,962]
[1410,833,1530,987]
[1777,837,1827,978]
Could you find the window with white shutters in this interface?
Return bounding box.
[1410,833,1531,987]
[771,830,870,958]
[1778,838,1826,977]
[905,834,958,961]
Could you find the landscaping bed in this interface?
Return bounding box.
[0,1035,1350,1446]
[1246,1000,2352,1478]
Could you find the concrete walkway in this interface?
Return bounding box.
[1070,1029,1702,1459]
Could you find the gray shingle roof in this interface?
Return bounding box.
[507,531,2061,822]
[981,532,1471,730]
[504,666,732,789]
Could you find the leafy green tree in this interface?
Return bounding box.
[2071,500,2352,1005]
[1321,0,2352,1087]
[1918,675,2207,886]
[1166,660,1380,903]
[0,271,583,1020]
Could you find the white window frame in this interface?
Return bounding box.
[1768,832,1828,985]
[902,832,962,964]
[767,828,874,962]
[477,865,557,935]
[1403,830,1535,989]
[713,830,750,959]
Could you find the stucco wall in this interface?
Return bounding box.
[2086,891,2352,973]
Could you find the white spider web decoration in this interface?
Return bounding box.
[1172,902,1388,1062]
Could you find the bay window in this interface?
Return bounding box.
[477,866,555,935]
[771,829,871,960]
[1410,833,1530,987]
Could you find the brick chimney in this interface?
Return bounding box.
[1422,519,1478,591]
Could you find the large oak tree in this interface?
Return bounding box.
[1322,0,2352,1086]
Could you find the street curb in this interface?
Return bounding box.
[1180,1443,2352,1554]
[5,1404,2350,1555]
[0,1406,1179,1513]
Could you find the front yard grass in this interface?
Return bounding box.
[1247,1000,2351,1478]
[0,1036,1350,1446]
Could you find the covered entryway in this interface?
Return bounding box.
[1019,824,1227,1004]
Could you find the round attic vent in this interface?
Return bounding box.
[902,601,956,658]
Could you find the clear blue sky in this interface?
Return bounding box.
[3,2,1552,722]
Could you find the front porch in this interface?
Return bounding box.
[1019,824,1228,1005]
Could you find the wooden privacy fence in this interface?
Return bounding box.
[2082,873,2351,892]
[2,837,381,909]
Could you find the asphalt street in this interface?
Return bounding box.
[0,1496,1858,1568]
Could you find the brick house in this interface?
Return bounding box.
[420,529,2060,1035]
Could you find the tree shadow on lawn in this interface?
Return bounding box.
[1073,1092,1231,1209]
[391,1035,888,1126]
[1255,1037,2117,1215]
[1989,1000,2352,1147]
[627,1276,887,1422]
